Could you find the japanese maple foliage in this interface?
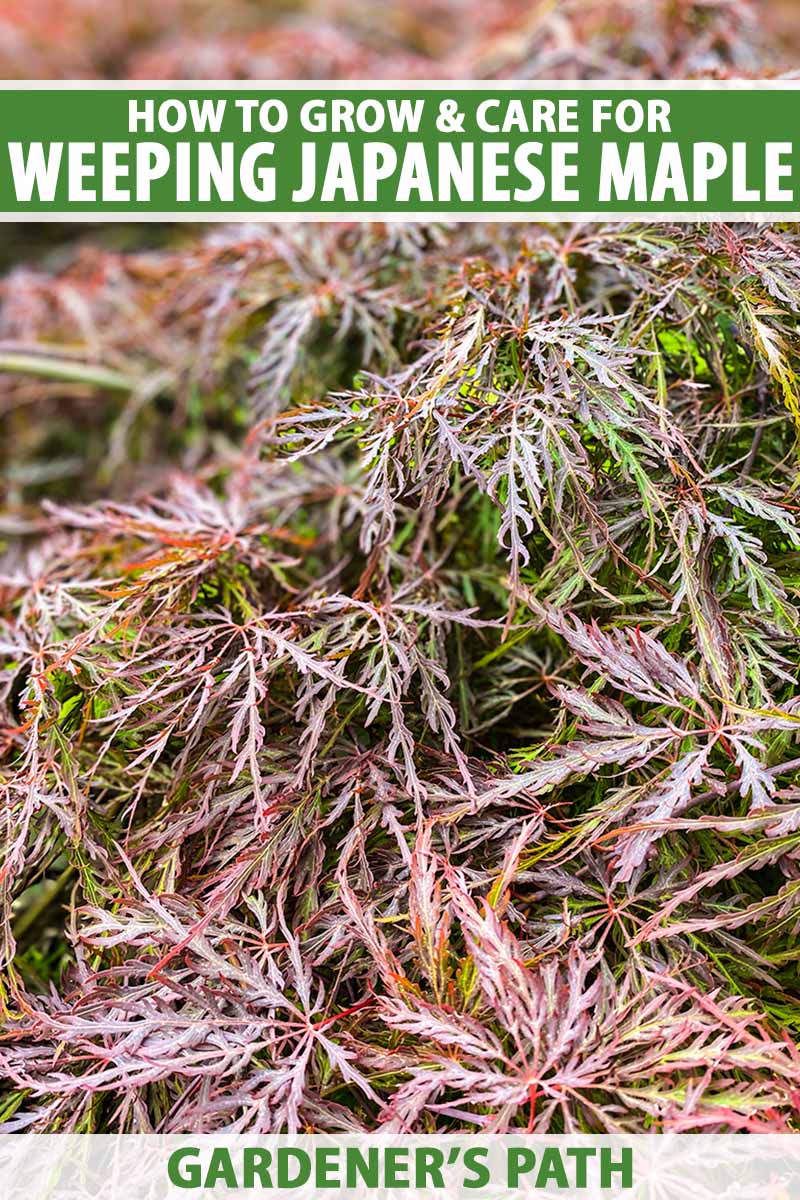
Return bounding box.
[2,0,800,1135]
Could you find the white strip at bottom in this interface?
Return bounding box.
[0,1134,798,1199]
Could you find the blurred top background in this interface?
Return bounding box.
[0,0,796,82]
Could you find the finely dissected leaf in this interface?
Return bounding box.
[3,0,800,1136]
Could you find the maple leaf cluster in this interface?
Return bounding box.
[2,0,800,1136]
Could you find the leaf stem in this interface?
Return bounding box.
[0,352,134,392]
